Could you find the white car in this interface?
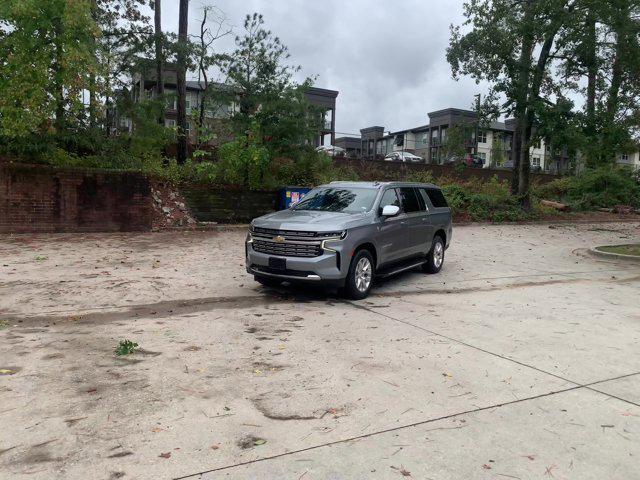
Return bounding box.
[315,145,346,157]
[384,152,423,163]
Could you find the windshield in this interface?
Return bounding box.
[292,187,378,213]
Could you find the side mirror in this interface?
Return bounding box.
[381,205,400,217]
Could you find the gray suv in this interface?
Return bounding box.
[246,181,452,299]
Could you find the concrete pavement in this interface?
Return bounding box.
[1,222,639,479]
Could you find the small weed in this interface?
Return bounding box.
[115,340,139,356]
[0,320,9,330]
[34,255,47,261]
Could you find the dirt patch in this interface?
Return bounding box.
[237,435,267,449]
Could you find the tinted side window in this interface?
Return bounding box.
[426,188,448,208]
[399,187,422,213]
[379,189,400,212]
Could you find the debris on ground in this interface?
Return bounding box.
[115,340,139,356]
[541,200,570,211]
[150,182,196,230]
[237,436,267,449]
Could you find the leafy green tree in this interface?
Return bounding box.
[224,13,320,156]
[0,0,98,137]
[554,0,640,167]
[441,124,472,162]
[448,0,577,208]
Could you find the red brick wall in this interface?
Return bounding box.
[0,163,154,233]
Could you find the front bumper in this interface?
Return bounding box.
[246,235,347,287]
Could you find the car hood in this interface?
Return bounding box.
[253,209,369,232]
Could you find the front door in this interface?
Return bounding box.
[375,188,406,266]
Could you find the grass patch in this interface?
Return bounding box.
[115,340,139,356]
[597,244,640,256]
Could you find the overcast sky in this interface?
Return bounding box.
[160,0,488,137]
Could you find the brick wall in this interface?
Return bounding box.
[333,158,560,184]
[0,163,154,233]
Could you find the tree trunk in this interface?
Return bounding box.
[511,0,534,197]
[584,9,598,167]
[154,0,164,125]
[602,0,629,163]
[88,74,95,128]
[52,15,65,134]
[176,0,189,164]
[197,9,209,149]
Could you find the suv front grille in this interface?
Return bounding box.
[252,239,322,257]
[252,227,318,240]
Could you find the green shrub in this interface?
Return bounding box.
[533,167,640,209]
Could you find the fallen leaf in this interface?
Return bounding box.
[151,427,164,433]
[400,468,411,477]
[442,372,452,377]
[0,369,15,375]
[159,452,171,459]
[482,464,492,470]
[253,439,266,446]
[210,444,219,450]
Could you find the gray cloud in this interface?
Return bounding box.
[159,0,489,136]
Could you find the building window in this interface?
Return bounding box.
[620,153,629,162]
[531,157,541,167]
[477,152,487,164]
[533,139,541,149]
[165,119,176,128]
[477,130,487,144]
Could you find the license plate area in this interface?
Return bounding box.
[268,257,286,270]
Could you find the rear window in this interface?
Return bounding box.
[399,187,422,213]
[425,188,448,208]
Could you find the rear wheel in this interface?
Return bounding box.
[254,275,281,288]
[344,250,374,299]
[422,235,445,274]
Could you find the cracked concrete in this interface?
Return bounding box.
[1,222,639,480]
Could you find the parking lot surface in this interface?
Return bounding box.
[1,222,639,479]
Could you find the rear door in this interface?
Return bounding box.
[375,188,406,266]
[420,187,450,248]
[398,187,431,258]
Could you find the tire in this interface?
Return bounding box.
[423,235,445,274]
[344,249,375,300]
[254,275,281,288]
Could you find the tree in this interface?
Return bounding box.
[0,0,98,137]
[176,0,189,164]
[448,0,577,208]
[91,0,150,133]
[225,14,319,155]
[153,0,164,125]
[193,6,231,149]
[441,124,472,162]
[554,0,640,167]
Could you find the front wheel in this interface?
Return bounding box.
[344,250,374,300]
[422,235,445,274]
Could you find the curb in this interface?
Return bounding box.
[589,247,640,263]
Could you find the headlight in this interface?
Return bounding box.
[321,230,347,251]
[246,232,253,243]
[318,230,347,239]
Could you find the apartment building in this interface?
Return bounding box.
[129,60,338,146]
